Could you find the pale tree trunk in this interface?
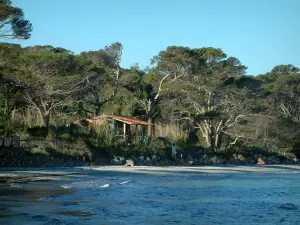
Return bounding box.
[147,99,154,137]
[197,120,222,151]
[34,105,51,128]
[203,127,222,150]
[147,117,153,137]
[143,67,188,137]
[145,73,171,137]
[214,132,221,149]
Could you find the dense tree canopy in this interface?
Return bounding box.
[0,0,32,39]
[0,40,300,155]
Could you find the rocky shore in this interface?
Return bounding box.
[0,171,80,186]
[110,153,299,167]
[0,145,298,168]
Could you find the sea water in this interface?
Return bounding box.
[1,168,300,225]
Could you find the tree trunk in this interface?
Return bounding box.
[203,125,221,151]
[11,106,16,121]
[147,99,154,137]
[147,117,153,137]
[204,130,212,148]
[95,103,101,116]
[214,133,222,150]
[43,113,50,128]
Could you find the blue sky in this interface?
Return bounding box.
[9,0,300,75]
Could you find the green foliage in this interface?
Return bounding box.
[271,64,299,76]
[27,126,48,138]
[131,137,170,157]
[0,116,24,136]
[1,41,300,161]
[0,0,32,39]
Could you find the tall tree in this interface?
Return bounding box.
[0,0,32,39]
[145,46,198,136]
[19,51,89,128]
[0,43,23,135]
[79,42,123,116]
[261,65,300,122]
[179,47,248,149]
[270,64,299,76]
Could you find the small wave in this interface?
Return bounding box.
[120,181,130,185]
[10,183,23,188]
[31,215,48,222]
[38,196,52,201]
[61,184,72,189]
[61,180,111,189]
[279,203,298,210]
[44,218,64,225]
[38,195,59,202]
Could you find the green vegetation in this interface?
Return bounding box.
[0,1,299,166]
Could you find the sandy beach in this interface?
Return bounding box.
[87,164,300,175]
[1,164,300,186]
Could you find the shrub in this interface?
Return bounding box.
[27,126,48,138]
[142,137,170,157]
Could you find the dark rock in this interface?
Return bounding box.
[217,157,226,164]
[211,156,218,164]
[131,156,137,163]
[152,155,158,161]
[199,154,212,165]
[268,155,280,164]
[138,156,144,161]
[244,157,255,165]
[228,157,241,165]
[282,158,294,164]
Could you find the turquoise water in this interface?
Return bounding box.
[1,168,300,225]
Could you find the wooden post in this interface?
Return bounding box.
[123,123,126,137]
[147,118,152,137]
[135,125,138,144]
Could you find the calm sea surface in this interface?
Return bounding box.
[1,167,300,225]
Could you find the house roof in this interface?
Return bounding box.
[92,115,153,126]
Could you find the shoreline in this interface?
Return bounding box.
[1,164,300,186]
[85,164,300,175]
[0,170,81,186]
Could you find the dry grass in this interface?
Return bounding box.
[155,122,188,143]
[29,146,48,155]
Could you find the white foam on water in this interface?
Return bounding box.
[38,196,56,202]
[279,171,300,174]
[10,183,22,188]
[119,181,130,185]
[61,184,72,189]
[60,179,112,189]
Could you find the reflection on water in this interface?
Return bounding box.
[1,170,300,224]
